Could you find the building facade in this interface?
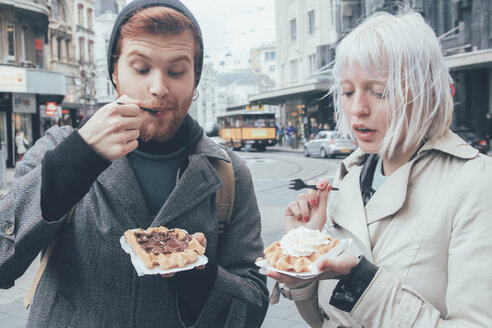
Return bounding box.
[45,0,96,135]
[73,0,96,118]
[252,0,492,142]
[425,0,492,138]
[250,42,277,85]
[350,0,492,139]
[207,51,251,74]
[0,0,66,167]
[188,62,220,127]
[93,10,117,106]
[93,0,125,108]
[251,0,338,139]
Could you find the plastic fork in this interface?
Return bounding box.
[288,179,339,191]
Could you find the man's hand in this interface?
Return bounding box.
[160,232,207,278]
[284,178,333,232]
[78,95,142,162]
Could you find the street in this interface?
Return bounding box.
[242,148,341,328]
[0,147,342,328]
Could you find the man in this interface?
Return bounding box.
[0,1,269,327]
[285,122,297,149]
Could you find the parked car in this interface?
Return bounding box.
[303,130,358,158]
[453,127,489,154]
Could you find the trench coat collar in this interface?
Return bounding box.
[98,135,230,228]
[331,129,478,254]
[419,130,479,159]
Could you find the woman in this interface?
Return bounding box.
[15,130,28,162]
[268,9,492,328]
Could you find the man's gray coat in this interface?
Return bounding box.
[0,125,269,327]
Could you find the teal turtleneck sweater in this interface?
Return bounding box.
[127,146,187,217]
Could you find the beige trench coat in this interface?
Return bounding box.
[288,131,492,328]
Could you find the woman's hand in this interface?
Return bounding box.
[266,252,360,286]
[284,178,334,232]
[160,232,207,278]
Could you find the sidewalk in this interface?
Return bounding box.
[269,142,304,153]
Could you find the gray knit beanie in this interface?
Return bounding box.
[107,0,203,88]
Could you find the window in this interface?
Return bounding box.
[53,0,65,20]
[35,38,43,67]
[489,3,492,35]
[308,10,315,35]
[437,0,453,35]
[88,40,94,63]
[269,65,276,72]
[330,0,336,26]
[308,54,316,74]
[7,23,15,60]
[290,59,298,82]
[265,51,275,60]
[78,4,84,26]
[21,26,27,61]
[290,19,297,41]
[66,39,71,61]
[57,38,62,60]
[87,8,93,30]
[79,37,85,61]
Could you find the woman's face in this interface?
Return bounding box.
[340,62,391,154]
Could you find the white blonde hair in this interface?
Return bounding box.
[331,10,454,158]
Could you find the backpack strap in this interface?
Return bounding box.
[23,206,75,309]
[212,147,235,234]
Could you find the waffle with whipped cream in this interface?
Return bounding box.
[124,226,205,270]
[263,226,339,273]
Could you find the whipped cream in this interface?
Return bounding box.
[279,226,332,257]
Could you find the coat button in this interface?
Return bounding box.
[5,224,14,235]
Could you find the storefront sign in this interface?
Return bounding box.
[40,103,62,118]
[45,102,58,117]
[12,93,36,113]
[0,66,27,93]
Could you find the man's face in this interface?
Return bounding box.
[114,30,196,142]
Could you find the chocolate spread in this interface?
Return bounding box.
[135,230,192,256]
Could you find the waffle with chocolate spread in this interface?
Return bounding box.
[124,226,205,270]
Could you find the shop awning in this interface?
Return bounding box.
[26,68,66,95]
[248,81,331,105]
[445,48,492,69]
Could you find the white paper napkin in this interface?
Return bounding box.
[256,239,352,279]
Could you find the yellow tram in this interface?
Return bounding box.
[217,106,277,151]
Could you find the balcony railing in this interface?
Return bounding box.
[76,25,95,35]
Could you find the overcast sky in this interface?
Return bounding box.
[178,0,276,57]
